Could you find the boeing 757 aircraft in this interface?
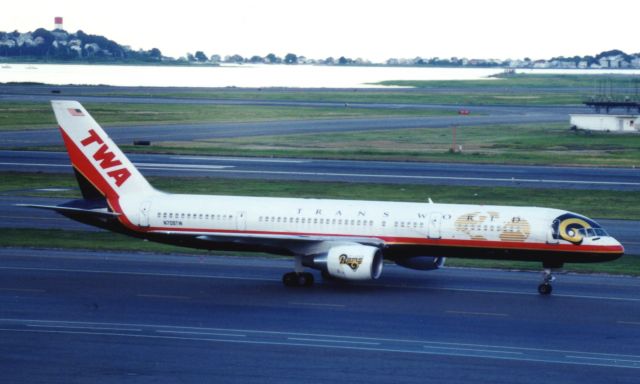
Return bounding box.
[21,101,625,295]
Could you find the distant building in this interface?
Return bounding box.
[570,114,638,133]
[54,17,63,30]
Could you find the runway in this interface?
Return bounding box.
[0,111,570,148]
[2,150,639,190]
[0,87,582,149]
[1,248,639,383]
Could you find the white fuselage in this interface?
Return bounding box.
[119,193,621,258]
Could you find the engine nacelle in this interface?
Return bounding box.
[395,256,445,271]
[305,245,383,280]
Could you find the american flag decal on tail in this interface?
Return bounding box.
[68,108,84,116]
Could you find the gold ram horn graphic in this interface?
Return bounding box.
[558,218,590,244]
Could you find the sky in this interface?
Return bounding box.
[1,0,638,62]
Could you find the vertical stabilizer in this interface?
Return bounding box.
[51,100,154,202]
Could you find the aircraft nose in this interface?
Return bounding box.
[613,237,625,254]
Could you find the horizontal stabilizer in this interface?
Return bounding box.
[15,204,121,218]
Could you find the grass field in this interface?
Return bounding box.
[102,89,584,106]
[3,171,639,220]
[120,122,640,167]
[0,102,454,130]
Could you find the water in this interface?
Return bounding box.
[1,63,639,88]
[0,63,502,88]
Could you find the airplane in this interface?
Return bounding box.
[21,100,624,295]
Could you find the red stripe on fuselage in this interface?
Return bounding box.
[148,225,624,255]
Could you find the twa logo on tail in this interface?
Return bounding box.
[80,129,131,187]
[52,100,154,199]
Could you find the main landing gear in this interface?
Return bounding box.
[282,255,315,287]
[538,268,556,295]
[282,272,314,287]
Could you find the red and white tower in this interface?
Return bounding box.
[54,17,63,30]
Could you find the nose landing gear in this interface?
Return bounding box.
[538,268,556,295]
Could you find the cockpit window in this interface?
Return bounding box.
[594,228,608,237]
[577,227,608,238]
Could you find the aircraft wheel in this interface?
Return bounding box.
[538,283,553,295]
[282,272,314,287]
[302,272,314,287]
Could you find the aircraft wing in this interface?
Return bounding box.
[148,229,385,255]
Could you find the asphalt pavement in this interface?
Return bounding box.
[1,248,639,383]
[2,150,639,191]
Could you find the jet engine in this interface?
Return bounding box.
[304,244,383,280]
[395,256,446,271]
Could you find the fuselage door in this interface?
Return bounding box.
[428,213,442,239]
[139,201,151,228]
[236,211,247,231]
[546,220,559,244]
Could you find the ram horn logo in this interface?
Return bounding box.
[339,254,363,271]
[553,213,596,245]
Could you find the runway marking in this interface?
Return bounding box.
[26,324,142,332]
[133,167,640,188]
[0,266,280,282]
[287,337,380,346]
[1,325,639,369]
[35,188,72,192]
[157,330,246,338]
[0,287,46,293]
[137,294,191,300]
[2,265,640,303]
[566,355,640,366]
[2,162,638,188]
[617,321,640,326]
[0,162,70,168]
[377,283,640,303]
[4,317,640,369]
[172,156,308,164]
[289,302,346,308]
[135,162,234,170]
[423,345,522,355]
[445,310,509,317]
